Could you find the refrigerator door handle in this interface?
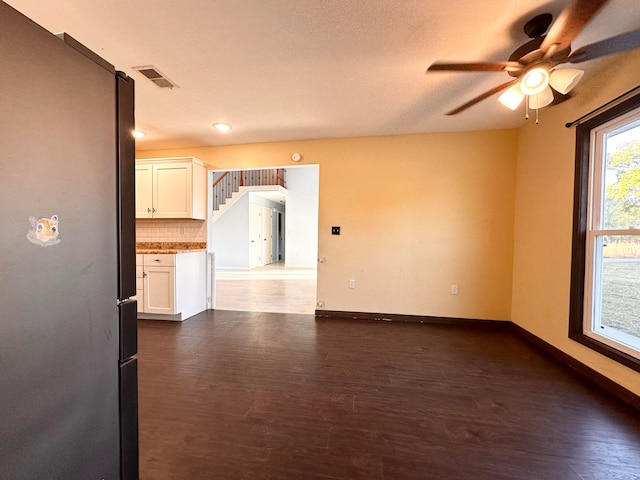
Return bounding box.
[118,300,138,361]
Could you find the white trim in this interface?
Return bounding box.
[583,105,640,359]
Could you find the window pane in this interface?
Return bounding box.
[603,121,640,229]
[595,235,640,351]
[570,94,640,371]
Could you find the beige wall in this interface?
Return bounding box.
[139,129,518,320]
[512,49,640,396]
[138,48,640,396]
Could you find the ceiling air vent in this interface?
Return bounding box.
[132,65,178,89]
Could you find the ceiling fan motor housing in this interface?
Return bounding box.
[524,13,553,38]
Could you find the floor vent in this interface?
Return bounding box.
[132,65,178,89]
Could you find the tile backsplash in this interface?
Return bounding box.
[136,219,207,243]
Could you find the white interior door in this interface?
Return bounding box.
[250,203,262,268]
[262,206,273,265]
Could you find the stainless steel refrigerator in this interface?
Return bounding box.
[0,2,138,479]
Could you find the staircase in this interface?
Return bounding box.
[212,168,286,220]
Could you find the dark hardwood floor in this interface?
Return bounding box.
[137,311,640,479]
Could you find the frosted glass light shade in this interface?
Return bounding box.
[521,67,550,95]
[528,86,554,109]
[499,84,525,110]
[549,68,584,94]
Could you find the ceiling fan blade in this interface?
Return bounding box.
[550,88,572,106]
[427,62,523,73]
[445,79,519,115]
[540,0,609,55]
[568,29,640,63]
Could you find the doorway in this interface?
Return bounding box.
[207,165,319,314]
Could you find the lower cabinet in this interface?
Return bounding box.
[143,254,176,314]
[138,252,207,321]
[144,266,176,314]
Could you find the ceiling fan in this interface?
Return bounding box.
[427,0,640,118]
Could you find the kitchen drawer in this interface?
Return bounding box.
[143,254,175,267]
[136,254,143,265]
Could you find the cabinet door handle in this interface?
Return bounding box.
[147,207,151,213]
[143,272,147,277]
[152,207,156,213]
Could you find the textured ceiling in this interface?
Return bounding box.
[5,0,640,150]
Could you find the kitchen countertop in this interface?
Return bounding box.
[136,242,207,254]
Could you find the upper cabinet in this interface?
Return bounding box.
[136,157,207,220]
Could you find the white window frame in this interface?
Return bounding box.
[584,109,640,357]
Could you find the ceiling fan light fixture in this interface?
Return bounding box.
[549,68,584,95]
[521,67,550,95]
[498,84,525,110]
[527,86,554,109]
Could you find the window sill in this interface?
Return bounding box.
[570,331,640,373]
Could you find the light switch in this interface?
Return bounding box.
[331,226,341,235]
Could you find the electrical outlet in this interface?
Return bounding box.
[349,279,356,289]
[450,284,459,295]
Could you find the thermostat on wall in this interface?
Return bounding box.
[291,152,302,162]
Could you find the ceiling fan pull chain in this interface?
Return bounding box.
[536,105,540,125]
[525,97,529,120]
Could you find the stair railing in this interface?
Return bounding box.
[212,168,286,212]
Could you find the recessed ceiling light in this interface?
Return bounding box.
[213,123,232,132]
[133,130,145,138]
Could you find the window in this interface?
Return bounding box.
[570,92,640,371]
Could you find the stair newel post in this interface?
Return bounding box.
[212,171,231,212]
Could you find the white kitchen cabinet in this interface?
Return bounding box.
[133,254,145,312]
[142,253,175,314]
[139,252,207,321]
[134,164,153,218]
[144,267,176,314]
[135,157,207,219]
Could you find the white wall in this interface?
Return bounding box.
[211,189,286,269]
[284,165,319,267]
[211,193,250,268]
[209,166,318,269]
